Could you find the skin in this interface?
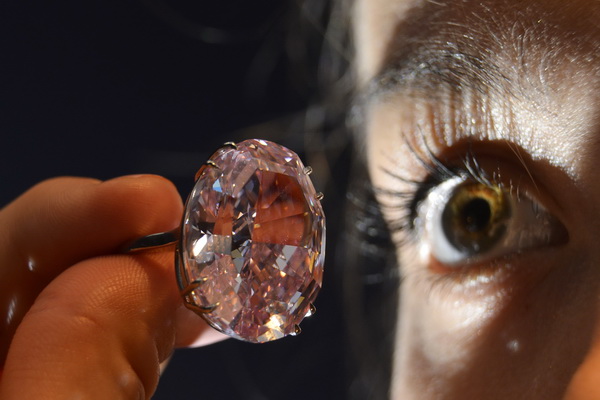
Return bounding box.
[0,176,225,399]
[355,0,600,398]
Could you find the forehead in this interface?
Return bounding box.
[354,0,600,84]
[356,0,600,179]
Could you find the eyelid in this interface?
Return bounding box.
[415,174,567,267]
[387,139,571,270]
[413,140,565,215]
[378,138,570,247]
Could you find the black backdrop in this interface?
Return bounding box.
[1,1,348,399]
[0,0,315,203]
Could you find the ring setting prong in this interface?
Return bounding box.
[180,278,207,297]
[291,324,302,336]
[195,160,219,181]
[184,301,219,314]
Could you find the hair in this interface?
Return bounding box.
[294,1,400,398]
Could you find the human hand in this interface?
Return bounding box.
[0,175,226,399]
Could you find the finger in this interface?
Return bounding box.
[0,249,186,399]
[0,175,183,362]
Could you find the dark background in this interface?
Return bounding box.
[1,1,350,399]
[0,0,320,203]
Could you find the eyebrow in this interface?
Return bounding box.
[370,46,509,100]
[365,4,511,103]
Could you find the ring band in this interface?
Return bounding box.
[124,229,179,252]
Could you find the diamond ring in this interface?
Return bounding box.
[127,139,326,343]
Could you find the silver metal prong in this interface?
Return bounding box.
[290,324,302,336]
[305,303,316,317]
[195,160,219,181]
[315,192,324,201]
[248,143,257,150]
[303,166,313,175]
[183,301,219,315]
[223,141,238,149]
[180,278,207,297]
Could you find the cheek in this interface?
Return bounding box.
[392,244,600,399]
[392,245,505,398]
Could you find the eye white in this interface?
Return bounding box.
[414,176,560,266]
[415,176,466,264]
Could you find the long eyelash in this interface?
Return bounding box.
[375,139,453,237]
[415,125,455,181]
[375,134,492,243]
[462,140,493,186]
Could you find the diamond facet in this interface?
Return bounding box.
[177,139,326,343]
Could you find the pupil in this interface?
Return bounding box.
[461,198,491,233]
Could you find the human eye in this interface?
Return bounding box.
[416,171,566,267]
[382,143,568,271]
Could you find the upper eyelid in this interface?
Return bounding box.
[378,151,492,235]
[378,139,550,238]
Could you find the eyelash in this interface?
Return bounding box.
[375,143,509,244]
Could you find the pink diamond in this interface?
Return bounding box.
[177,139,325,343]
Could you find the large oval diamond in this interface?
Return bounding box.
[177,139,325,343]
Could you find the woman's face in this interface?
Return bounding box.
[355,0,600,398]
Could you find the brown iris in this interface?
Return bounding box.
[441,182,511,255]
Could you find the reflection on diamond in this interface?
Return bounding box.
[179,139,325,343]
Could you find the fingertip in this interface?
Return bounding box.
[97,174,184,238]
